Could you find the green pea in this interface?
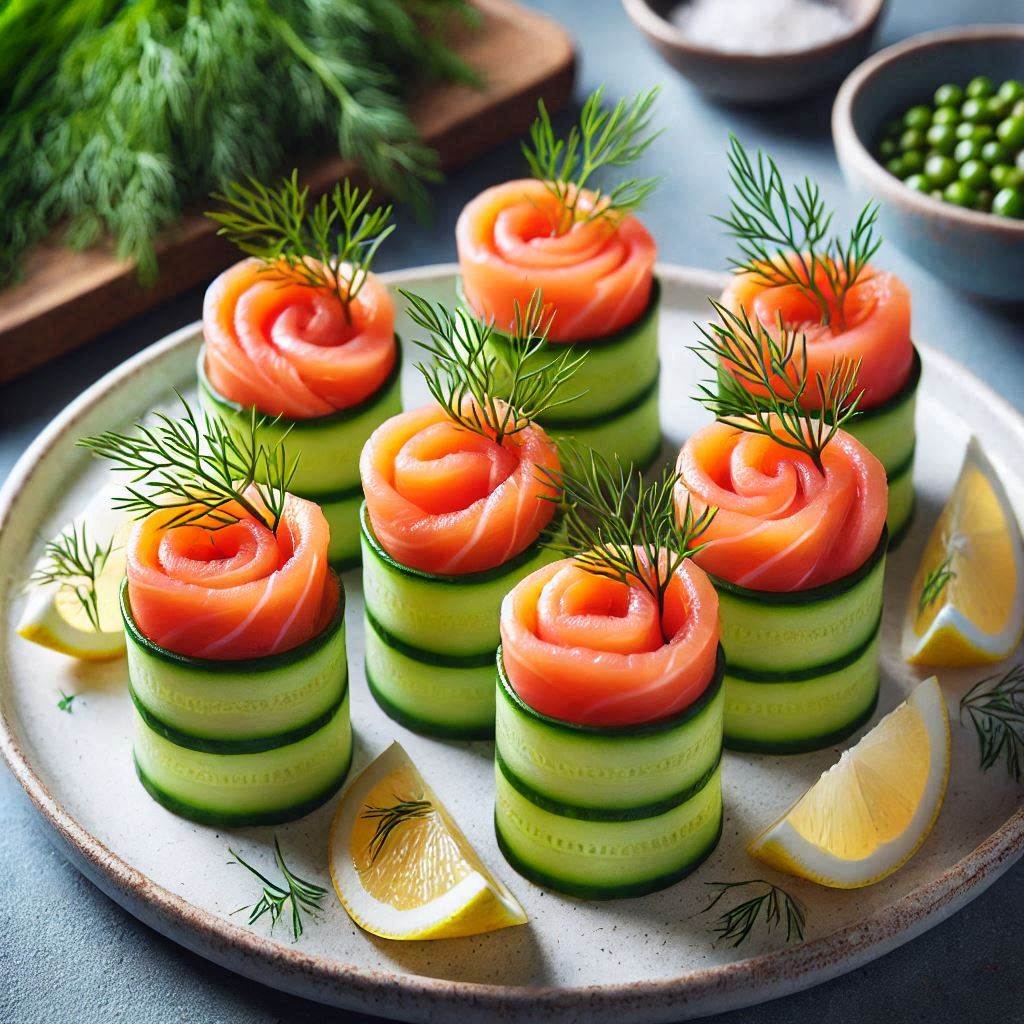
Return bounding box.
[997,115,1024,148]
[955,121,976,140]
[926,123,957,154]
[976,189,994,212]
[904,173,931,193]
[885,156,904,176]
[933,105,960,125]
[1005,168,1024,189]
[900,128,926,151]
[991,163,1014,188]
[1013,100,1024,118]
[986,96,1011,122]
[902,150,925,174]
[925,153,957,187]
[944,180,977,207]
[967,75,995,98]
[981,140,1010,165]
[962,98,985,122]
[1016,150,1024,172]
[935,83,965,107]
[904,104,933,129]
[998,80,1024,103]
[954,138,982,163]
[992,186,1024,218]
[879,137,898,158]
[959,159,991,189]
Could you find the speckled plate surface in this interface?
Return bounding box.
[2,264,1022,1024]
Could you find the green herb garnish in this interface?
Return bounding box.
[702,879,806,948]
[228,837,327,942]
[208,172,394,323]
[692,300,862,474]
[30,523,113,632]
[401,288,587,445]
[719,134,881,329]
[0,1,476,285]
[541,448,716,638]
[522,85,661,233]
[361,797,435,863]
[79,393,297,534]
[56,689,77,714]
[960,664,1024,783]
[919,555,957,614]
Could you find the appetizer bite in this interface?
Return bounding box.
[82,401,351,826]
[359,293,580,738]
[200,173,401,570]
[718,137,918,541]
[456,87,662,467]
[677,307,888,753]
[494,454,725,899]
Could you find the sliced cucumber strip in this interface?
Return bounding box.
[360,503,563,658]
[844,346,920,475]
[494,761,722,900]
[197,346,402,496]
[886,455,915,545]
[466,279,660,423]
[724,629,881,753]
[712,530,887,675]
[365,612,496,739]
[133,693,352,826]
[544,371,662,471]
[122,578,347,744]
[319,485,364,570]
[495,646,724,817]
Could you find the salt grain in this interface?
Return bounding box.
[671,0,852,55]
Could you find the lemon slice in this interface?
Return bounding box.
[904,437,1024,667]
[749,677,950,889]
[17,501,130,661]
[328,743,527,940]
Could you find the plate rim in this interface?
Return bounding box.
[2,260,1023,1022]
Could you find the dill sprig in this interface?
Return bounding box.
[960,664,1024,783]
[919,555,957,614]
[361,797,434,863]
[702,879,806,948]
[29,523,113,632]
[57,689,77,714]
[522,85,661,233]
[228,837,327,942]
[402,288,587,445]
[208,172,394,323]
[718,135,881,329]
[78,394,297,534]
[692,300,862,474]
[541,448,716,638]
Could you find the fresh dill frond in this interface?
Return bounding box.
[361,796,434,863]
[78,393,297,534]
[919,555,957,614]
[522,85,661,232]
[56,689,77,714]
[541,448,716,638]
[718,134,881,329]
[692,299,862,473]
[228,837,327,942]
[208,172,394,322]
[29,523,113,632]
[702,879,806,948]
[402,288,587,445]
[960,664,1024,783]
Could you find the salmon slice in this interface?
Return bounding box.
[675,422,887,592]
[204,258,397,419]
[721,261,913,409]
[360,404,559,575]
[126,491,339,659]
[456,180,656,342]
[500,554,720,727]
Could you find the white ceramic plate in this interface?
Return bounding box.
[2,264,1022,1024]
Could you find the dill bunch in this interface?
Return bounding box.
[0,0,476,285]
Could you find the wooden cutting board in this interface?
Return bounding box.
[0,0,575,385]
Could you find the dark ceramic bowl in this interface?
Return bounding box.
[621,0,886,105]
[833,25,1024,302]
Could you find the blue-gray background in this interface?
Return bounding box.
[3,1,1023,1021]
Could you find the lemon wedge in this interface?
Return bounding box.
[17,501,129,661]
[749,677,950,889]
[904,437,1024,667]
[328,743,527,940]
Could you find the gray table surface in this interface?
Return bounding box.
[4,1,1023,1021]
